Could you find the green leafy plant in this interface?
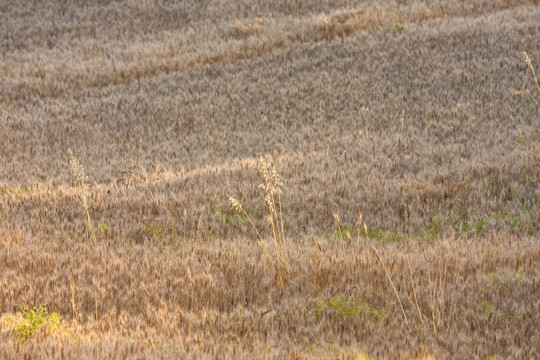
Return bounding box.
[515,134,527,148]
[474,219,487,233]
[464,219,487,234]
[487,269,523,288]
[367,229,399,243]
[315,296,390,323]
[327,297,358,318]
[15,305,62,340]
[493,211,510,220]
[339,224,356,241]
[422,214,442,241]
[528,217,538,235]
[510,217,521,229]
[481,301,493,316]
[510,183,519,200]
[332,214,357,242]
[214,204,244,225]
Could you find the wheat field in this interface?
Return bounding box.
[1,0,539,358]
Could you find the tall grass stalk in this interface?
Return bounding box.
[258,156,285,246]
[372,245,411,332]
[407,252,424,326]
[523,52,540,95]
[333,213,344,242]
[228,156,286,248]
[228,156,290,286]
[68,149,97,246]
[227,195,263,241]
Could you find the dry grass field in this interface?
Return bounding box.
[1,0,539,358]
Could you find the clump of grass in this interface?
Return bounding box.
[257,155,285,246]
[315,296,390,323]
[228,155,285,246]
[228,156,290,286]
[68,149,96,245]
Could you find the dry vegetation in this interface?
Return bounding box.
[1,0,539,358]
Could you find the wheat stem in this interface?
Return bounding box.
[68,149,97,246]
[372,245,411,332]
[407,252,424,326]
[523,52,540,95]
[227,195,263,241]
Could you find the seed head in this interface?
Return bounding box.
[227,195,243,212]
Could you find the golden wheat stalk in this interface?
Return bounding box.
[372,245,411,332]
[258,156,285,245]
[68,149,97,245]
[333,213,343,242]
[523,52,540,95]
[228,157,290,287]
[227,195,263,241]
[407,252,424,326]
